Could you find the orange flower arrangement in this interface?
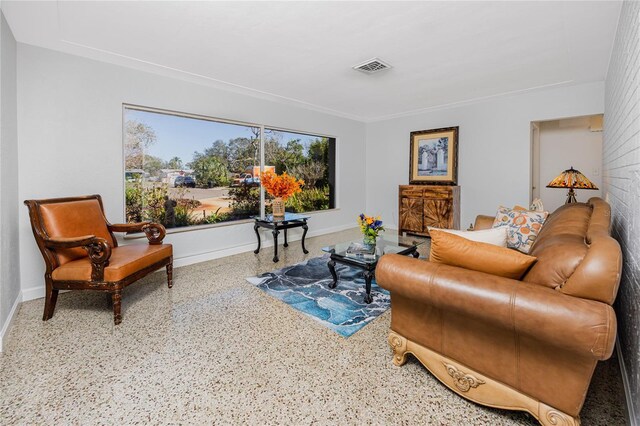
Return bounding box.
[260,171,304,201]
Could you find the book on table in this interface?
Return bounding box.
[346,242,376,260]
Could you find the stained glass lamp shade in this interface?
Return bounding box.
[546,167,599,204]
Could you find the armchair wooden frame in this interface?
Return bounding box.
[24,194,173,325]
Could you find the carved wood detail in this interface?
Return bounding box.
[398,185,460,237]
[424,199,453,229]
[400,198,423,232]
[387,330,581,426]
[540,404,581,426]
[388,332,408,366]
[442,362,486,392]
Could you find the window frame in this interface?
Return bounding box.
[121,104,338,236]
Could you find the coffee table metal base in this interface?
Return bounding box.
[328,248,419,304]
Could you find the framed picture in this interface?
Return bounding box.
[409,126,458,185]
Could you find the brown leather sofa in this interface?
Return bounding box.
[377,198,621,426]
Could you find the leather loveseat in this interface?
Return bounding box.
[376,198,621,426]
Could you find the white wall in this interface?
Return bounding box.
[365,82,604,230]
[538,117,602,212]
[17,44,366,300]
[603,1,640,423]
[0,9,21,350]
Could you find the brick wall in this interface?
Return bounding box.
[603,1,640,422]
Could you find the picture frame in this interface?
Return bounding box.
[409,126,459,185]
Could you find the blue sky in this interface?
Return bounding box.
[125,108,321,166]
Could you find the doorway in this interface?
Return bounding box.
[531,115,603,212]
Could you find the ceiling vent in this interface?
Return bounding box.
[353,58,392,74]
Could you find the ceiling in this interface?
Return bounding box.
[1,1,622,122]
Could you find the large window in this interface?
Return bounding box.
[264,128,335,212]
[123,106,335,230]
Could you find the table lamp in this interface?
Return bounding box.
[546,166,599,204]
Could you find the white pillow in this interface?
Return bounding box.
[428,226,508,247]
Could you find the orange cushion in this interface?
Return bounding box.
[429,229,537,280]
[39,199,114,265]
[52,244,172,282]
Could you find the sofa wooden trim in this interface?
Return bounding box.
[388,331,580,426]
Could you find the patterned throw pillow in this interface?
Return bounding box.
[492,206,548,253]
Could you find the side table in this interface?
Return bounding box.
[252,213,310,262]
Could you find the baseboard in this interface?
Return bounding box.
[173,222,354,268]
[21,285,45,302]
[616,337,638,426]
[20,223,357,302]
[0,291,22,352]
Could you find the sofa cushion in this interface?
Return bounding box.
[523,199,622,303]
[52,244,172,282]
[428,226,507,247]
[522,203,591,289]
[429,229,537,280]
[492,206,548,253]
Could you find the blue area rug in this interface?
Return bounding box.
[246,255,390,337]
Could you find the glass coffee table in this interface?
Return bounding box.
[322,234,427,303]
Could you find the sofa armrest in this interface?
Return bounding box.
[46,236,112,281]
[376,254,616,360]
[473,215,495,230]
[109,222,166,245]
[108,222,150,233]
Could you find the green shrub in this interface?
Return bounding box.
[144,184,169,224]
[191,155,230,188]
[125,181,144,222]
[286,187,329,213]
[229,185,260,218]
[125,182,206,228]
[174,208,191,227]
[174,197,201,227]
[203,208,230,224]
[125,181,167,224]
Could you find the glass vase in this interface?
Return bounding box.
[272,197,285,217]
[363,234,377,248]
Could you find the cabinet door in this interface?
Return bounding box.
[400,197,423,232]
[423,198,453,231]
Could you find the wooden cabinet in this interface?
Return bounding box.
[398,185,460,237]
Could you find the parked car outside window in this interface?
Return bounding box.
[232,173,260,187]
[174,176,196,188]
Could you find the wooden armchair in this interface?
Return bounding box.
[24,194,173,325]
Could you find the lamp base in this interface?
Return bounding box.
[565,188,577,204]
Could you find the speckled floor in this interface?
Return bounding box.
[0,228,627,425]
